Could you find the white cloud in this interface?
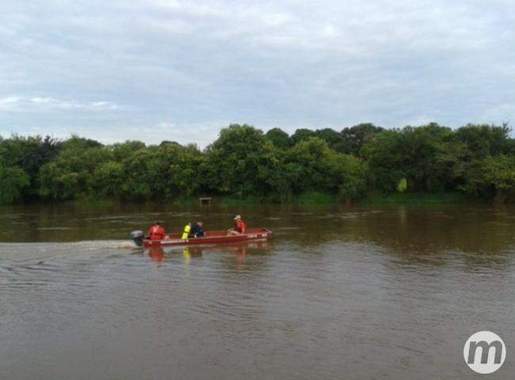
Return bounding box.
[0,96,120,112]
[1,0,515,143]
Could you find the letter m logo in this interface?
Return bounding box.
[467,340,503,365]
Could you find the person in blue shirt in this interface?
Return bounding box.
[190,221,205,238]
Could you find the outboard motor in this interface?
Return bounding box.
[130,230,145,247]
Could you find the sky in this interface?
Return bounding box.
[1,0,515,146]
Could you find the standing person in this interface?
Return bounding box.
[148,221,166,241]
[229,215,247,235]
[190,221,205,238]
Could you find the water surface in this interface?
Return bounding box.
[1,203,514,379]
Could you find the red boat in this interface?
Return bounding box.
[131,228,272,248]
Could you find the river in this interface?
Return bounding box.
[1,202,514,379]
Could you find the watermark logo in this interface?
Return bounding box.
[463,331,506,374]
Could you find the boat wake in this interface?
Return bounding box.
[0,240,138,251]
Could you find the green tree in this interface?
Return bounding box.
[341,123,384,155]
[164,143,206,196]
[2,123,515,205]
[112,141,146,161]
[315,128,346,153]
[361,130,405,192]
[119,147,166,200]
[291,128,317,145]
[462,155,515,201]
[362,124,461,192]
[205,124,280,196]
[0,165,30,204]
[286,137,366,198]
[456,124,511,159]
[39,145,112,200]
[0,135,62,199]
[92,161,125,197]
[265,128,291,149]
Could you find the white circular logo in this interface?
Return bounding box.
[463,331,506,374]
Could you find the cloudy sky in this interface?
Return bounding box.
[1,0,515,146]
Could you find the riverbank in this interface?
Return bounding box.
[195,191,472,207]
[359,192,471,207]
[0,191,480,212]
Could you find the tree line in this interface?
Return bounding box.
[1,123,514,205]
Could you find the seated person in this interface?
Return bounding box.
[228,215,247,235]
[190,221,205,238]
[148,221,166,241]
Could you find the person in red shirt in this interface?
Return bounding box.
[229,215,247,235]
[148,222,166,241]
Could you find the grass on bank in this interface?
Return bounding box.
[208,191,469,207]
[359,192,468,206]
[34,191,471,211]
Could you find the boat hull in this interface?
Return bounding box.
[142,228,272,248]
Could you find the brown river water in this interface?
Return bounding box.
[1,202,514,379]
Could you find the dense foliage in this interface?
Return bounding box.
[1,123,514,204]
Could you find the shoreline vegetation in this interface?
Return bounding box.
[0,192,472,211]
[1,123,514,206]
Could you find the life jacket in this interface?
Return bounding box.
[235,219,247,233]
[181,224,191,240]
[148,225,165,241]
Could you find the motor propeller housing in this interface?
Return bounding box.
[130,230,145,247]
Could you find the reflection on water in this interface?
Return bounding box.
[0,203,515,379]
[145,241,270,265]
